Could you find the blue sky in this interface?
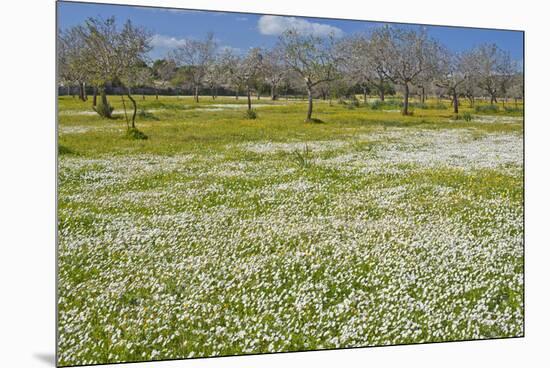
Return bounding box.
[57,1,524,64]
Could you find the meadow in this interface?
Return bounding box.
[57,95,524,365]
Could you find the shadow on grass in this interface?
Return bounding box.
[58,144,76,155]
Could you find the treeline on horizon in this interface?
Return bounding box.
[58,15,524,125]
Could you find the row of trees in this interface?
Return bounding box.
[59,17,523,123]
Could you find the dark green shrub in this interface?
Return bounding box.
[58,144,75,155]
[243,109,258,119]
[410,102,428,109]
[370,99,401,110]
[504,106,523,113]
[126,127,148,140]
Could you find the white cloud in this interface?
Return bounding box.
[150,34,188,49]
[257,15,344,38]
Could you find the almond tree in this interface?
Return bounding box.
[338,34,389,103]
[171,33,216,103]
[372,27,439,115]
[223,48,264,113]
[117,20,152,129]
[204,55,225,100]
[458,50,482,107]
[152,59,176,99]
[507,73,524,108]
[77,17,125,118]
[219,49,242,99]
[262,47,287,100]
[473,44,515,105]
[58,27,88,100]
[279,29,340,122]
[434,48,470,114]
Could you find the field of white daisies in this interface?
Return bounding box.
[57,96,524,366]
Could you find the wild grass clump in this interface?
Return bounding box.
[243,109,258,119]
[126,127,148,140]
[475,104,499,113]
[291,144,312,169]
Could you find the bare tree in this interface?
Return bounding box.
[279,29,340,121]
[223,48,264,113]
[472,44,516,105]
[262,47,287,100]
[433,48,470,114]
[219,49,242,99]
[204,54,225,100]
[507,73,524,108]
[76,17,128,118]
[116,20,152,129]
[153,59,176,99]
[371,27,438,115]
[58,27,88,101]
[338,34,389,103]
[171,33,216,103]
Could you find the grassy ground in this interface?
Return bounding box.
[57,94,524,366]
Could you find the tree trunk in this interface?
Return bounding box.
[121,95,129,129]
[155,88,159,100]
[453,91,459,114]
[402,82,410,116]
[96,87,112,119]
[235,87,239,100]
[306,86,313,121]
[363,87,368,103]
[100,88,108,107]
[66,85,70,96]
[247,87,252,111]
[378,77,385,102]
[271,85,276,100]
[127,88,137,129]
[421,86,425,104]
[211,86,215,100]
[92,86,97,107]
[194,85,199,103]
[78,82,84,101]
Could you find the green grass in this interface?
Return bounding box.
[57,95,524,366]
